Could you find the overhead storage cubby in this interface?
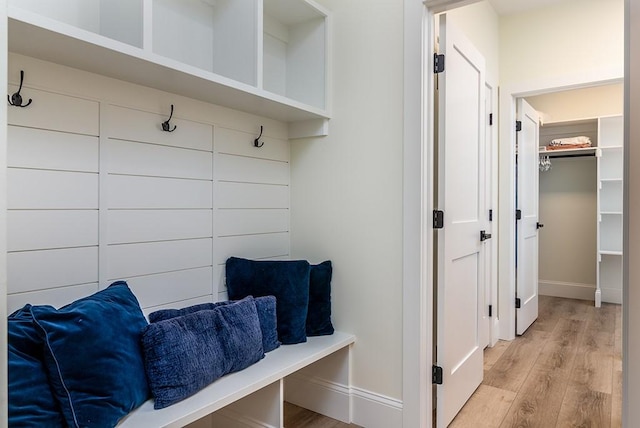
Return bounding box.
[7,0,331,137]
[152,0,258,86]
[9,0,144,48]
[263,0,328,110]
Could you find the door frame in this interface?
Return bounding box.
[402,1,484,427]
[497,71,624,340]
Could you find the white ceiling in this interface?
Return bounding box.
[488,0,569,15]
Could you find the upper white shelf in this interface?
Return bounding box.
[538,147,600,157]
[7,1,331,133]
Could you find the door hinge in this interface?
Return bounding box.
[515,120,522,132]
[515,298,521,309]
[434,53,445,73]
[489,305,493,317]
[489,113,493,126]
[433,210,444,229]
[432,365,444,385]
[489,209,493,222]
[516,209,522,221]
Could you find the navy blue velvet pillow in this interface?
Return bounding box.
[307,261,335,336]
[225,257,311,344]
[8,305,65,428]
[30,281,150,428]
[141,296,264,409]
[149,295,280,352]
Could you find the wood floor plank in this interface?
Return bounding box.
[284,403,360,428]
[530,296,563,332]
[611,369,623,428]
[557,298,591,322]
[484,340,510,372]
[536,318,585,373]
[499,318,585,427]
[587,303,616,336]
[449,385,516,428]
[498,365,567,428]
[484,329,551,392]
[556,386,611,428]
[569,329,613,394]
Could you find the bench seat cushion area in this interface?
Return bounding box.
[30,281,150,428]
[149,295,280,353]
[117,332,356,428]
[141,296,265,409]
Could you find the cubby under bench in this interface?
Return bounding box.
[118,332,356,428]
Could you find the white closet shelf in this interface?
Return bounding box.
[8,9,330,130]
[600,250,623,256]
[538,147,600,157]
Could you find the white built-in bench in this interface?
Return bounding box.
[117,332,356,428]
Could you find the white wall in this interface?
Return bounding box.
[526,84,623,124]
[289,0,405,416]
[445,1,500,83]
[289,1,500,426]
[500,0,624,87]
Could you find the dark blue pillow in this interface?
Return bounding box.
[149,295,280,352]
[307,261,335,336]
[8,305,65,428]
[141,296,264,409]
[225,257,311,344]
[30,281,150,428]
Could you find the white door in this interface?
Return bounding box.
[515,99,540,335]
[435,14,486,427]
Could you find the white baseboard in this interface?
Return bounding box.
[284,375,403,428]
[351,387,403,428]
[539,280,596,301]
[284,374,351,423]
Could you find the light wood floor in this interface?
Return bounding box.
[284,402,361,428]
[284,296,621,428]
[451,295,622,428]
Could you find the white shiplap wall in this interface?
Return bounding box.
[6,54,291,315]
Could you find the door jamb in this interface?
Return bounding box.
[402,1,484,427]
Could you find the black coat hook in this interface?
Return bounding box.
[162,104,177,132]
[254,126,264,148]
[8,70,32,108]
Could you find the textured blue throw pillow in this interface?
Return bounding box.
[307,261,335,336]
[8,305,65,428]
[225,257,311,344]
[142,296,264,409]
[30,281,150,428]
[149,296,280,353]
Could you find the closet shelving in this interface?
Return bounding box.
[6,0,331,137]
[596,115,623,306]
[538,116,623,306]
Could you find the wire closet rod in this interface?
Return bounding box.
[547,153,596,159]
